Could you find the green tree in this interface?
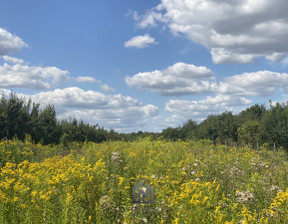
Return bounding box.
[260,102,288,149]
[237,104,266,123]
[238,121,260,147]
[38,104,60,144]
[195,112,238,144]
[0,93,31,140]
[180,119,198,140]
[161,126,181,141]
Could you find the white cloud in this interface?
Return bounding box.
[75,76,99,83]
[124,34,157,48]
[136,0,288,64]
[219,70,288,96]
[100,84,115,93]
[164,94,252,125]
[2,55,25,64]
[127,63,288,98]
[126,62,216,96]
[210,48,256,64]
[133,10,168,29]
[21,87,158,132]
[0,27,27,56]
[0,57,69,89]
[75,77,115,93]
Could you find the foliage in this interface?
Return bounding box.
[0,139,288,223]
[0,93,118,145]
[1,92,288,152]
[260,102,288,149]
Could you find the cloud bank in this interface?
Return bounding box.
[126,62,216,96]
[135,0,288,64]
[16,87,159,132]
[0,56,69,89]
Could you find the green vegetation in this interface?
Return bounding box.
[162,103,288,150]
[0,93,288,223]
[1,93,288,151]
[0,139,287,223]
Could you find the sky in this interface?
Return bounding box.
[0,0,288,133]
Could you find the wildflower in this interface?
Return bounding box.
[229,167,244,177]
[111,152,120,161]
[155,207,162,212]
[31,190,37,197]
[99,195,114,209]
[40,194,50,201]
[19,203,28,209]
[12,196,19,202]
[236,191,254,204]
[118,176,124,187]
[270,185,279,192]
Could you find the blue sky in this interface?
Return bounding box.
[0,0,288,132]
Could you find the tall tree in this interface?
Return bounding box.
[38,104,60,144]
[260,102,288,148]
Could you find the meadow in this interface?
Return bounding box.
[0,138,288,223]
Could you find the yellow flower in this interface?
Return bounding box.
[12,197,19,202]
[19,203,28,209]
[118,176,124,187]
[40,193,50,201]
[31,190,37,197]
[174,218,180,224]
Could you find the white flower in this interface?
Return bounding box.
[236,191,254,203]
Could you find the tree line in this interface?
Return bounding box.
[161,101,288,149]
[0,93,288,149]
[0,93,120,145]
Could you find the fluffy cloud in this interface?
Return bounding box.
[127,62,288,98]
[22,87,158,132]
[136,0,288,63]
[0,56,69,89]
[2,55,24,64]
[75,76,99,83]
[124,34,157,48]
[165,94,252,122]
[219,70,288,96]
[0,27,27,56]
[126,62,216,96]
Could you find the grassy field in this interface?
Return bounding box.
[0,138,288,223]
